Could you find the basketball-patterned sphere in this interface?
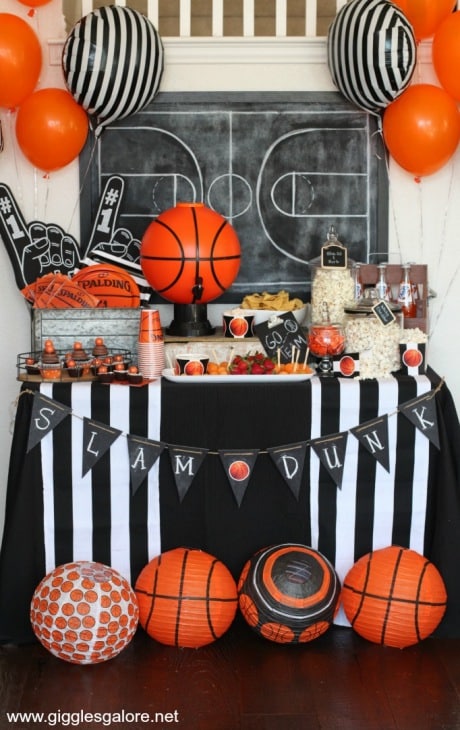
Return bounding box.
[341,546,447,648]
[238,543,341,644]
[30,561,139,664]
[140,202,241,304]
[134,547,238,648]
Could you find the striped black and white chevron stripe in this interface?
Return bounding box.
[327,0,416,113]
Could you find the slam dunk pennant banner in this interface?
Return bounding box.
[24,383,442,501]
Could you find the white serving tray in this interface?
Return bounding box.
[161,368,315,384]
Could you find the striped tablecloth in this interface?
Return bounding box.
[1,370,459,643]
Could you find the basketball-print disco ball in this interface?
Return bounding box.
[238,543,341,644]
[341,545,447,648]
[135,547,238,648]
[30,561,139,664]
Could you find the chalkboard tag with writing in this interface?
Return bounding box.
[254,311,308,363]
[321,242,348,269]
[372,300,396,326]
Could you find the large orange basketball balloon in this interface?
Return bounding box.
[341,546,447,648]
[16,88,89,172]
[392,0,455,41]
[433,12,460,102]
[140,202,241,304]
[0,13,42,109]
[383,84,460,178]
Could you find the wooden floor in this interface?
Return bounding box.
[1,618,459,730]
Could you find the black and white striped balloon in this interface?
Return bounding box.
[327,0,416,114]
[62,6,164,137]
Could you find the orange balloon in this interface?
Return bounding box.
[0,13,42,109]
[433,12,460,102]
[17,0,52,5]
[16,88,89,172]
[392,0,455,40]
[383,84,460,178]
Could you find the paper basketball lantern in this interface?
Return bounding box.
[134,547,238,648]
[30,561,139,664]
[140,202,241,304]
[238,544,341,644]
[341,546,447,648]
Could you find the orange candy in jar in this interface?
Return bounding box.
[308,323,345,358]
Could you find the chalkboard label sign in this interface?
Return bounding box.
[254,311,308,363]
[321,242,348,269]
[372,300,396,326]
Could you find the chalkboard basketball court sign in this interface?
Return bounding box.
[79,92,388,304]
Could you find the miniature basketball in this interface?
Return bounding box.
[341,546,447,648]
[30,561,139,664]
[140,202,241,304]
[134,547,238,648]
[238,543,341,644]
[72,263,140,307]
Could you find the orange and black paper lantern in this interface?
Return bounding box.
[238,543,341,644]
[134,547,238,648]
[341,545,447,648]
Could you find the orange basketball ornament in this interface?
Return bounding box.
[135,547,238,648]
[238,543,341,644]
[341,546,447,648]
[30,561,139,664]
[140,202,241,304]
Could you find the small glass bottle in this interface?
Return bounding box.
[397,263,417,318]
[376,263,391,302]
[352,262,363,301]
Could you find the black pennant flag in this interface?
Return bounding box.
[219,450,259,507]
[27,393,72,452]
[82,417,122,477]
[168,445,208,502]
[267,441,308,499]
[399,391,440,449]
[350,414,390,472]
[310,432,348,489]
[127,435,165,495]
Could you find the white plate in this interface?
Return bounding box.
[161,368,316,384]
